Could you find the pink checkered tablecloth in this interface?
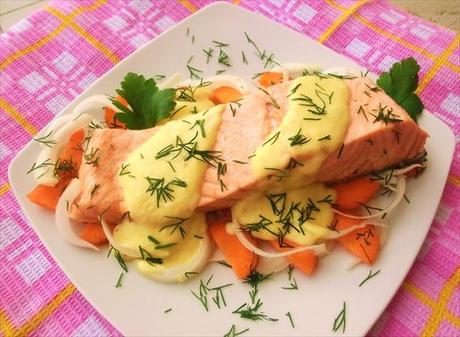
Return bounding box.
[0,1,459,336]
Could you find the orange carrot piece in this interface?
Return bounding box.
[57,128,84,179]
[258,72,283,87]
[105,95,127,129]
[209,87,242,105]
[269,240,318,275]
[206,209,258,278]
[26,178,70,211]
[335,215,380,264]
[333,176,380,211]
[79,222,109,245]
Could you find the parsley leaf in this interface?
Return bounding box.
[376,57,424,122]
[112,72,176,130]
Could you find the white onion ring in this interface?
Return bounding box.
[392,163,424,176]
[333,176,406,219]
[232,224,329,258]
[100,219,140,258]
[325,221,388,240]
[72,95,116,121]
[257,256,289,274]
[55,179,99,250]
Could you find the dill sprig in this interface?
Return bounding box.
[190,119,206,138]
[332,301,347,333]
[34,131,57,148]
[138,245,163,265]
[233,299,278,322]
[223,324,249,337]
[359,269,381,287]
[119,163,131,176]
[203,48,214,63]
[107,245,128,272]
[264,167,290,182]
[243,270,272,290]
[288,128,311,146]
[115,272,124,288]
[160,216,188,238]
[191,276,233,311]
[258,87,280,109]
[286,312,295,328]
[370,103,403,125]
[262,131,280,146]
[186,64,203,79]
[218,49,231,67]
[27,158,54,175]
[242,51,248,65]
[84,147,100,167]
[145,177,187,207]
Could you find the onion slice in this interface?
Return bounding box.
[325,221,388,240]
[232,223,329,258]
[333,176,407,219]
[55,179,99,250]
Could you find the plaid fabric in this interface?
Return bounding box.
[1,1,459,336]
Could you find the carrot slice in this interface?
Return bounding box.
[333,176,380,211]
[56,128,84,179]
[258,72,283,87]
[105,95,127,129]
[26,178,70,211]
[79,222,109,245]
[269,240,318,275]
[335,215,380,264]
[209,87,242,105]
[206,209,258,278]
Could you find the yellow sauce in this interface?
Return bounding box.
[232,183,335,246]
[251,75,350,188]
[115,105,224,275]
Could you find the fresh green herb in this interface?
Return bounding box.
[191,277,233,311]
[370,103,403,125]
[281,277,298,290]
[148,235,160,245]
[233,299,278,322]
[262,131,280,146]
[376,57,424,122]
[154,74,166,81]
[337,143,344,159]
[34,131,57,148]
[287,83,302,97]
[264,52,280,69]
[318,194,334,205]
[119,163,131,176]
[186,55,194,64]
[160,216,188,238]
[53,158,77,178]
[286,312,295,328]
[233,159,248,165]
[359,269,381,287]
[213,40,229,48]
[242,51,248,65]
[112,73,176,130]
[187,64,203,79]
[194,234,203,239]
[121,211,132,222]
[84,147,100,167]
[264,167,290,182]
[223,324,249,337]
[107,245,128,272]
[190,119,206,137]
[164,308,172,314]
[145,177,187,207]
[287,158,303,169]
[203,48,214,63]
[138,245,163,265]
[332,301,346,333]
[218,49,231,67]
[318,135,331,141]
[27,158,54,175]
[258,87,280,109]
[217,260,232,268]
[216,69,226,75]
[155,242,177,249]
[288,128,310,146]
[185,271,198,279]
[243,270,272,290]
[115,272,124,288]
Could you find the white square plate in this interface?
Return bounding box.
[8,2,455,336]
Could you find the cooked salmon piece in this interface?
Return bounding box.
[70,76,428,223]
[69,128,155,224]
[198,77,428,210]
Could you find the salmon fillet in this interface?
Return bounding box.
[69,128,155,224]
[198,77,428,210]
[70,77,428,223]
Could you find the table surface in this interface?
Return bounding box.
[0,0,459,32]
